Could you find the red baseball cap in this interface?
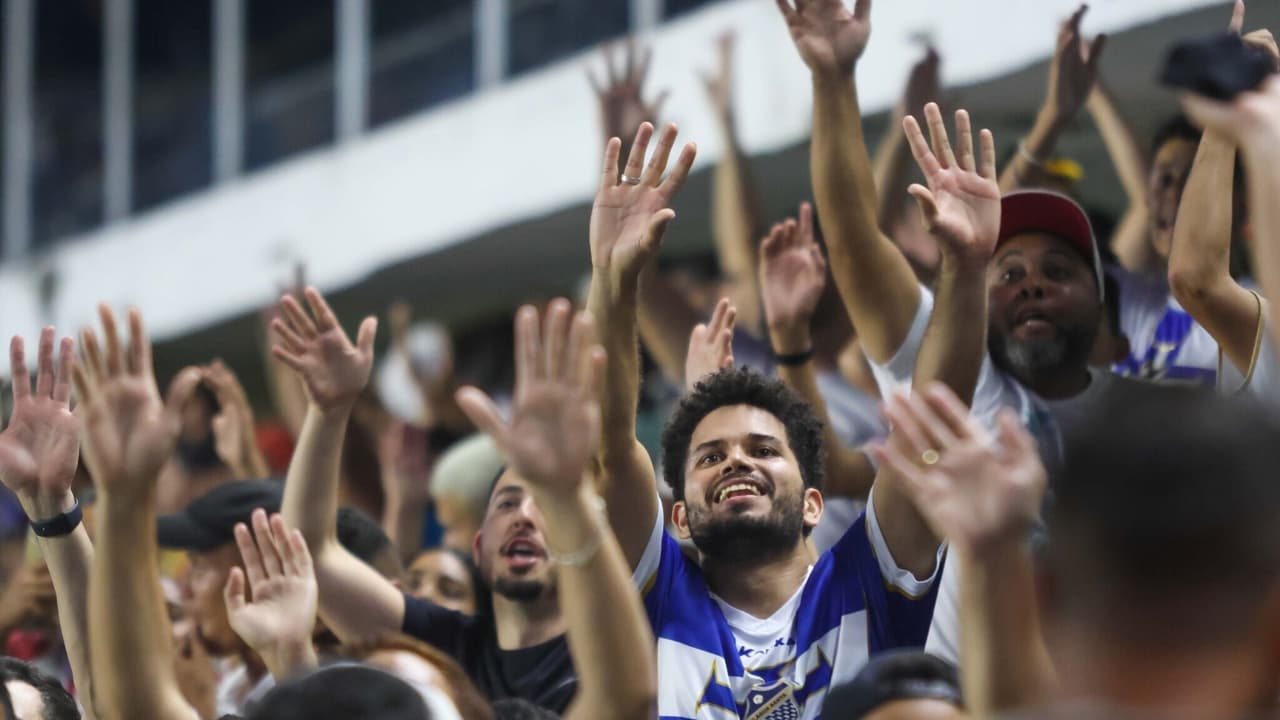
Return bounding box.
[997,190,1104,298]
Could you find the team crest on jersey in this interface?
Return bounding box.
[695,649,833,719]
[743,679,801,720]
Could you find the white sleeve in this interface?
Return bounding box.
[869,285,934,396]
[864,488,944,598]
[631,497,665,591]
[924,556,961,664]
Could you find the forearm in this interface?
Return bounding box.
[1087,84,1149,206]
[263,639,319,684]
[23,491,98,720]
[91,496,199,720]
[913,258,988,404]
[1169,130,1258,371]
[958,541,1056,716]
[1242,143,1280,358]
[711,114,764,334]
[586,271,643,457]
[282,405,350,550]
[1110,209,1158,274]
[542,484,656,720]
[810,69,921,364]
[770,323,873,500]
[999,108,1066,192]
[873,108,912,234]
[265,355,308,438]
[636,263,702,385]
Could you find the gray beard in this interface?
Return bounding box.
[1000,333,1069,373]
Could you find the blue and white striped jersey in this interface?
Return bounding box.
[633,496,942,720]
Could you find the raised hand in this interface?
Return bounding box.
[775,0,872,75]
[73,305,201,498]
[686,298,737,392]
[903,103,1000,266]
[870,383,1047,552]
[588,40,669,145]
[224,510,319,680]
[203,360,268,479]
[1044,5,1106,125]
[901,46,942,122]
[0,328,79,517]
[760,202,828,348]
[270,287,377,412]
[699,33,736,122]
[1229,1,1280,71]
[456,300,605,497]
[590,123,697,282]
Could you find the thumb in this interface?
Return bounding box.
[356,317,378,358]
[1230,0,1245,34]
[642,208,677,254]
[223,567,247,612]
[907,184,939,225]
[455,387,510,453]
[164,367,203,424]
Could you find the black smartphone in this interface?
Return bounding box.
[1161,32,1273,100]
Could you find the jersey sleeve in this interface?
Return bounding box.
[401,592,475,655]
[829,492,944,652]
[869,284,933,395]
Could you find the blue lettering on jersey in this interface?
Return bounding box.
[1115,305,1216,386]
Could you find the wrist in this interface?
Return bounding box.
[1033,105,1068,141]
[19,489,76,521]
[811,67,854,91]
[267,640,319,681]
[939,249,992,276]
[767,324,813,356]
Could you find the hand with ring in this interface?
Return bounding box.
[869,383,1048,553]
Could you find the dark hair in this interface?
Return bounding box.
[337,506,398,575]
[337,634,493,720]
[822,650,962,717]
[1149,115,1201,157]
[1048,385,1280,644]
[660,367,825,502]
[412,546,485,606]
[249,665,432,720]
[0,658,79,720]
[491,698,560,720]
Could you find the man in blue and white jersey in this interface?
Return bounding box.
[585,115,945,718]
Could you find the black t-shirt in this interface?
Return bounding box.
[401,593,577,714]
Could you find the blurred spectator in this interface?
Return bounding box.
[0,657,78,720]
[426,434,504,554]
[403,547,482,616]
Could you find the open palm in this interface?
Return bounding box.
[904,104,1000,263]
[225,511,318,662]
[760,203,828,332]
[590,123,696,282]
[271,287,377,411]
[775,0,871,74]
[457,301,604,497]
[0,330,79,499]
[74,306,202,495]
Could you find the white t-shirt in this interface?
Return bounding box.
[866,284,1157,663]
[1111,268,1247,389]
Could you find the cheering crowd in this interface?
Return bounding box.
[5,0,1280,718]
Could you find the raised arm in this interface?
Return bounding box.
[1183,77,1280,360]
[457,302,656,720]
[760,203,875,500]
[874,46,941,234]
[776,0,920,365]
[999,5,1105,192]
[77,306,203,720]
[1169,12,1278,375]
[684,298,737,392]
[874,384,1055,716]
[272,288,403,642]
[587,122,696,568]
[203,360,270,479]
[701,32,765,334]
[225,510,320,682]
[1087,81,1154,272]
[903,103,1000,403]
[0,329,98,720]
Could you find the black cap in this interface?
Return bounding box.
[822,650,962,718]
[157,480,283,552]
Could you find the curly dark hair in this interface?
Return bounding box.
[660,367,826,502]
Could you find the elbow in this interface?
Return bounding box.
[1167,262,1213,310]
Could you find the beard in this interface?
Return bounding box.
[491,571,555,603]
[687,490,806,565]
[990,321,1097,379]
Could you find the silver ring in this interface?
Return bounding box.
[620,174,642,185]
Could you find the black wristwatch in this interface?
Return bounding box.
[30,497,83,538]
